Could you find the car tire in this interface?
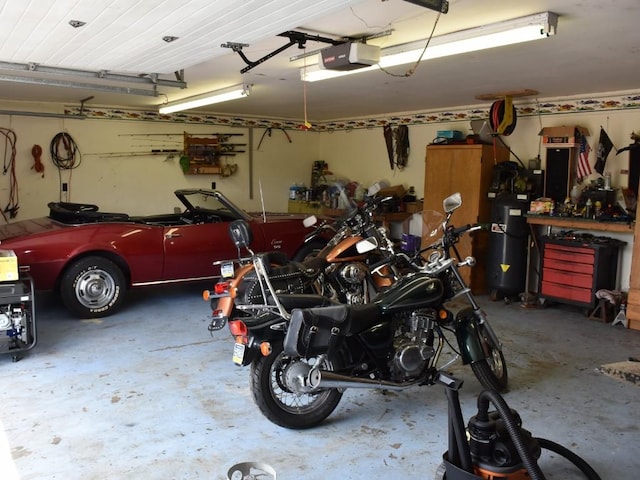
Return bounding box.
[60,256,127,318]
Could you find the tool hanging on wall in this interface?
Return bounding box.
[383,124,410,170]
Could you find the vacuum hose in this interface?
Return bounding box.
[535,437,602,480]
[475,389,546,480]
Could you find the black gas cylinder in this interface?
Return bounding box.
[486,195,529,300]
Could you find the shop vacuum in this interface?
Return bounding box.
[435,372,602,480]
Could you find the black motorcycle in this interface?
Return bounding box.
[224,192,507,429]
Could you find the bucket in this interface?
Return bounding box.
[227,462,277,480]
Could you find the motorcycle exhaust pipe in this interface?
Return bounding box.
[312,371,418,391]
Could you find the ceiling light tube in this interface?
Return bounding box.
[159,84,251,114]
[301,12,557,82]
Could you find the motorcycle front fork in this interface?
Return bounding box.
[448,265,503,351]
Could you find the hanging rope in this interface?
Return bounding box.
[0,127,18,221]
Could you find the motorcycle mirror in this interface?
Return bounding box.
[303,215,318,228]
[443,192,462,213]
[356,237,378,253]
[228,219,253,248]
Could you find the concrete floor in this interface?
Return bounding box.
[1,284,638,480]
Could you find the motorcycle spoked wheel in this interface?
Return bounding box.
[470,321,508,393]
[250,341,343,429]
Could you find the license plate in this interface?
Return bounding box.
[232,342,245,365]
[221,261,235,278]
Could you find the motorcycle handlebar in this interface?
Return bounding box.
[449,223,482,237]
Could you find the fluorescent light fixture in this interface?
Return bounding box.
[159,84,251,114]
[301,12,557,82]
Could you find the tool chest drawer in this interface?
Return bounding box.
[539,236,625,309]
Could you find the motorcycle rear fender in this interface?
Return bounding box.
[454,308,484,364]
[234,320,286,366]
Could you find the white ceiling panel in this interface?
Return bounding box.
[0,0,366,74]
[0,0,639,122]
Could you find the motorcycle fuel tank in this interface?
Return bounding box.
[374,273,444,314]
[325,236,367,263]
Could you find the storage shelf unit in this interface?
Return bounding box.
[539,237,624,309]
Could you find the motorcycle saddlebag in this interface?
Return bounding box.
[284,304,380,357]
[284,305,350,357]
[237,261,306,305]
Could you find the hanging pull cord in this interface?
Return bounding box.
[0,127,18,220]
[31,144,45,177]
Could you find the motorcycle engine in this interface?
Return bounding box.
[336,262,369,304]
[391,309,437,379]
[339,262,368,284]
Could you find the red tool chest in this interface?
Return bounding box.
[539,236,625,309]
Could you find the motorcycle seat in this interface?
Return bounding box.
[277,294,339,311]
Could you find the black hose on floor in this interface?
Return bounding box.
[535,437,602,480]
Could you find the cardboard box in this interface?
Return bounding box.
[377,185,406,199]
[404,201,423,213]
[529,198,554,214]
[0,250,18,281]
[539,126,589,147]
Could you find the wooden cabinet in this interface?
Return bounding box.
[539,238,623,309]
[423,144,509,292]
[627,218,640,329]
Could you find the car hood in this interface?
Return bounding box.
[0,217,65,243]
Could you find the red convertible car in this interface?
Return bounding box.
[0,189,322,318]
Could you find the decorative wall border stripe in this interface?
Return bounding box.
[63,90,640,132]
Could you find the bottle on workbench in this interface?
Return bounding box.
[584,198,593,219]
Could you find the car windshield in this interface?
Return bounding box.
[178,189,251,220]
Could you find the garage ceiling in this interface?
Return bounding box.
[0,0,638,121]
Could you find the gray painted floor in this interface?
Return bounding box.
[1,284,638,480]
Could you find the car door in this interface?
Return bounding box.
[161,221,265,280]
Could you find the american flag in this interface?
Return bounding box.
[577,134,592,180]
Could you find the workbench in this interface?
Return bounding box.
[524,215,634,316]
[525,214,634,234]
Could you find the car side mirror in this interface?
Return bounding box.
[229,219,253,248]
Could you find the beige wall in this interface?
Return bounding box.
[0,99,636,289]
[318,109,639,202]
[0,107,320,217]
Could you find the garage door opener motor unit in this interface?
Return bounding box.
[320,42,380,70]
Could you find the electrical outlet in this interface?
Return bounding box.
[62,183,68,192]
[211,182,216,189]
